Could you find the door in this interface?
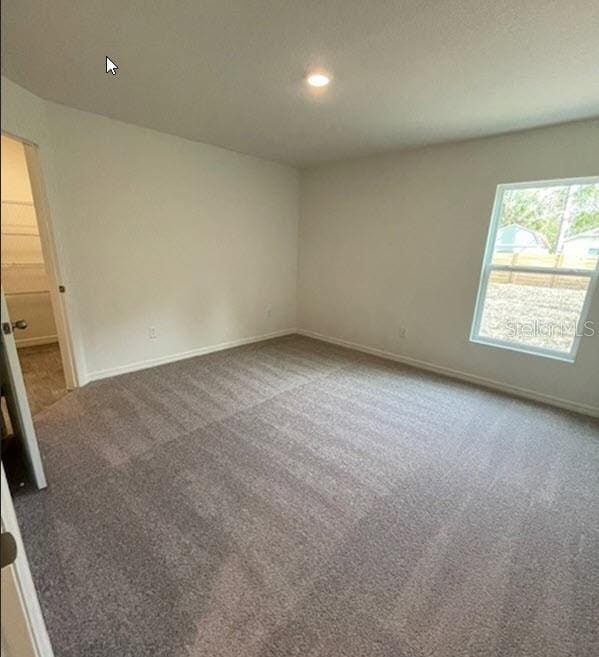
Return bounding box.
[0,287,46,489]
[1,463,54,657]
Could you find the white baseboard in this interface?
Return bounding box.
[86,329,296,382]
[15,335,58,348]
[296,329,599,418]
[83,326,598,418]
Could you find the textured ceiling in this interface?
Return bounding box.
[2,0,598,165]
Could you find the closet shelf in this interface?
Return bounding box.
[1,230,41,237]
[3,289,51,296]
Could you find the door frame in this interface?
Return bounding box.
[1,132,80,390]
[1,463,54,657]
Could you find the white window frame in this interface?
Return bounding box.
[470,176,599,363]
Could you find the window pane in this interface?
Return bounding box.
[492,183,599,270]
[479,272,591,353]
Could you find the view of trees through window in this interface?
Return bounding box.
[473,180,599,358]
[497,183,599,257]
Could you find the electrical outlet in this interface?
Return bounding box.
[398,326,407,339]
[148,326,157,339]
[266,306,272,318]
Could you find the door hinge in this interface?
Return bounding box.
[58,285,66,293]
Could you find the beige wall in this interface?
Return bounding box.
[298,119,599,412]
[2,77,299,379]
[1,136,33,203]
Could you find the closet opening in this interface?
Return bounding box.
[1,133,77,488]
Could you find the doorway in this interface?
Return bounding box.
[1,134,77,490]
[1,135,74,415]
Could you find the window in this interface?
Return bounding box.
[471,177,599,362]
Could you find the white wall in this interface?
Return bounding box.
[1,136,58,347]
[299,119,599,413]
[3,75,598,413]
[2,77,299,380]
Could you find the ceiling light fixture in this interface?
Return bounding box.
[306,72,331,88]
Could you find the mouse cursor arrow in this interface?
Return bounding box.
[106,56,118,75]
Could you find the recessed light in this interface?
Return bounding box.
[306,72,331,88]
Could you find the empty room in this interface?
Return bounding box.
[0,2,597,657]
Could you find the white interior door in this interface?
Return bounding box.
[1,463,54,657]
[0,286,46,489]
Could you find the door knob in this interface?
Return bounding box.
[1,532,17,569]
[12,320,28,330]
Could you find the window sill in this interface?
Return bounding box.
[469,336,576,363]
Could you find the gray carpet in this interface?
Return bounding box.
[13,335,599,657]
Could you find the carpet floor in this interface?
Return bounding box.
[13,335,599,657]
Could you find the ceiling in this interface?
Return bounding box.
[2,0,598,166]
